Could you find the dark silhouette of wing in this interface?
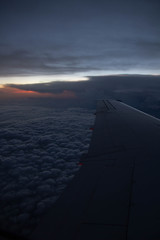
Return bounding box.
[30,100,160,240]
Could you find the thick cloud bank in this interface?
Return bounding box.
[0,106,94,237]
[7,75,160,118]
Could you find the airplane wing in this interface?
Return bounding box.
[30,100,160,240]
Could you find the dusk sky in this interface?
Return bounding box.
[1,0,160,86]
[1,1,160,237]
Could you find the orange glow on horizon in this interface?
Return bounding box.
[14,88,36,93]
[0,86,76,100]
[13,89,38,94]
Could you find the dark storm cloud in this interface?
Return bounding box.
[8,75,160,94]
[0,106,94,237]
[0,0,160,77]
[7,75,160,117]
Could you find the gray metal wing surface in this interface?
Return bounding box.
[30,100,160,240]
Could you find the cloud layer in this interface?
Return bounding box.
[6,75,160,118]
[0,106,94,237]
[1,0,160,78]
[1,40,160,77]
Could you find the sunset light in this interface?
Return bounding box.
[13,89,37,94]
[0,75,89,86]
[0,86,76,100]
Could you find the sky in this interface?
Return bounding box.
[0,0,160,86]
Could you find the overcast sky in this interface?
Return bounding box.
[0,0,160,85]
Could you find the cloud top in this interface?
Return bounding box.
[0,106,94,237]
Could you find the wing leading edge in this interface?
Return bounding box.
[30,100,160,240]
